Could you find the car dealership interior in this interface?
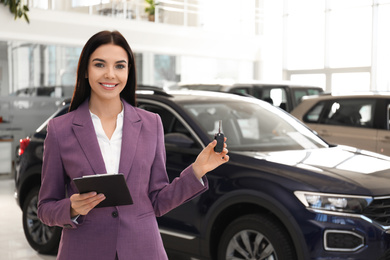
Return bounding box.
[2,1,390,260]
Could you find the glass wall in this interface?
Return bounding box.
[154,54,177,86]
[284,0,390,92]
[180,56,254,83]
[6,41,82,96]
[0,40,255,96]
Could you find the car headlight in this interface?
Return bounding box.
[294,191,373,214]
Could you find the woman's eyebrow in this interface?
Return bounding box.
[92,58,127,64]
[92,58,105,63]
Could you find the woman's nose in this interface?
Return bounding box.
[105,67,115,78]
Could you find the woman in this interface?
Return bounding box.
[37,30,229,260]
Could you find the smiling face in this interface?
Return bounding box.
[87,43,129,103]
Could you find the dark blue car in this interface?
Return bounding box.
[15,87,390,260]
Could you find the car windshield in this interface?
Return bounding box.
[181,99,328,152]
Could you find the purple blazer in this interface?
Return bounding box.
[37,99,208,260]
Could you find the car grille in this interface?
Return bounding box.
[362,197,390,226]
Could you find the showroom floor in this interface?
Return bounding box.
[0,174,56,260]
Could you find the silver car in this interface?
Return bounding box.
[291,92,390,156]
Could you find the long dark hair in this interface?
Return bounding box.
[69,30,137,112]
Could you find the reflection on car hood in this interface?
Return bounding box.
[235,145,390,196]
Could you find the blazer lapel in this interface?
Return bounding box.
[119,101,142,180]
[72,99,107,175]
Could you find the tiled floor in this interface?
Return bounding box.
[0,174,56,260]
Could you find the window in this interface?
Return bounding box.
[331,73,370,92]
[329,1,372,68]
[293,88,323,106]
[137,103,200,149]
[252,87,287,107]
[9,42,82,93]
[285,0,325,69]
[387,104,390,130]
[304,98,375,128]
[303,102,325,123]
[284,1,375,92]
[230,87,250,95]
[182,100,326,151]
[154,55,177,86]
[290,74,326,90]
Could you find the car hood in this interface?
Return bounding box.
[233,145,390,196]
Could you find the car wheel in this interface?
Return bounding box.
[22,186,61,254]
[218,214,296,260]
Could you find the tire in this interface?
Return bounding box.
[22,186,62,254]
[217,214,296,260]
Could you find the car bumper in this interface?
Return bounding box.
[302,211,390,260]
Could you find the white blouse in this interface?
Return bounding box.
[90,107,124,174]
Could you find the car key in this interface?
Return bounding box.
[214,120,225,153]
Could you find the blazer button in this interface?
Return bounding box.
[112,211,118,218]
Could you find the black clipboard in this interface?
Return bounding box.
[73,173,133,208]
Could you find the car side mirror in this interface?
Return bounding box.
[165,133,194,148]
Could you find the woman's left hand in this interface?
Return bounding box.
[192,137,229,179]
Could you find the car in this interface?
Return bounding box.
[167,80,324,112]
[9,86,74,98]
[1,85,74,169]
[15,86,390,260]
[291,92,390,157]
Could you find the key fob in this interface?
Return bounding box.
[214,120,225,153]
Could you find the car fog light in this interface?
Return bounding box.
[324,230,364,252]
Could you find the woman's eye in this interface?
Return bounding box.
[94,63,104,68]
[116,64,126,69]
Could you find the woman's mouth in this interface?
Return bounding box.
[100,83,118,89]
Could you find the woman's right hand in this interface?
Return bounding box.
[70,192,106,217]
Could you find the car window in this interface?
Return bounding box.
[181,100,327,151]
[138,103,201,148]
[269,88,287,108]
[293,88,322,105]
[388,104,390,130]
[304,99,375,128]
[248,87,289,111]
[229,87,250,95]
[303,102,325,122]
[251,87,287,107]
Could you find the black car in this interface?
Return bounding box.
[15,87,390,260]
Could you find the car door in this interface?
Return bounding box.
[137,100,206,255]
[303,98,378,153]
